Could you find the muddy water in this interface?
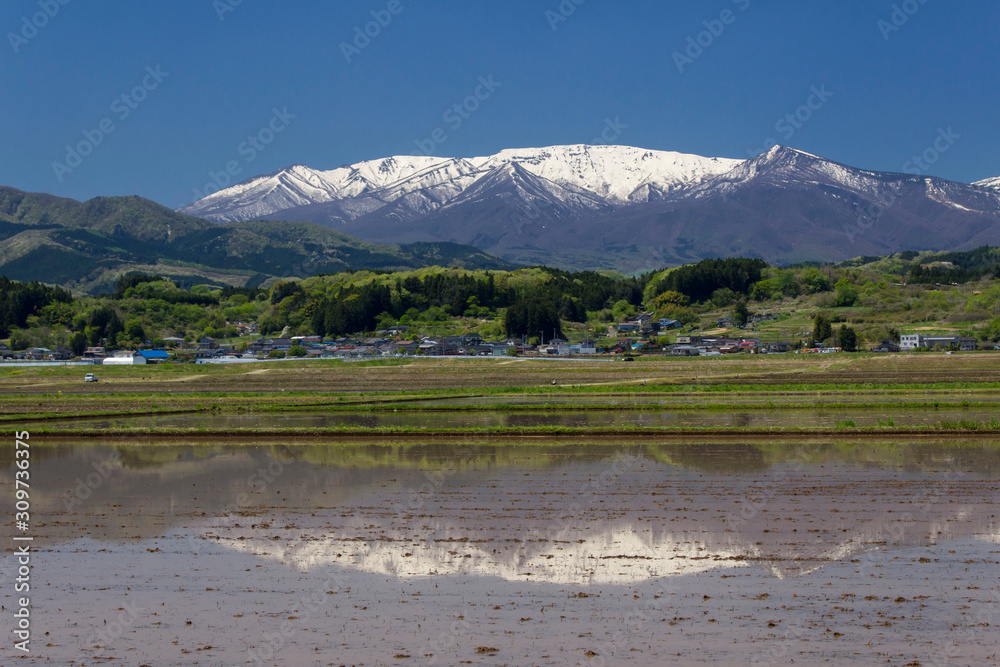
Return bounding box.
[71,406,1000,429]
[2,442,999,665]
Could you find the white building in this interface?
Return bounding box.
[900,334,922,350]
[103,352,147,365]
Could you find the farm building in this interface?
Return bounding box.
[103,352,147,365]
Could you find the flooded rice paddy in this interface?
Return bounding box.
[70,406,1000,430]
[2,441,999,665]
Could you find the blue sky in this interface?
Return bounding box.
[2,0,998,208]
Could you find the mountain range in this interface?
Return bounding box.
[0,187,513,293]
[180,144,1000,271]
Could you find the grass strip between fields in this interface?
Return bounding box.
[24,424,1000,443]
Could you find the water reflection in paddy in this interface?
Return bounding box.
[73,406,1000,430]
[4,442,999,665]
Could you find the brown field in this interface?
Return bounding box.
[2,352,1000,396]
[5,353,1000,439]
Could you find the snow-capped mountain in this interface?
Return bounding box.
[180,144,739,223]
[179,144,1000,270]
[975,175,1000,190]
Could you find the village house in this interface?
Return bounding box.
[50,346,75,360]
[247,337,293,354]
[675,335,702,346]
[418,342,451,356]
[388,341,419,355]
[901,333,967,350]
[871,340,900,353]
[922,335,963,350]
[490,341,513,356]
[232,321,258,335]
[138,350,171,363]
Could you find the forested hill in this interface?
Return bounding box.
[0,186,515,294]
[6,247,1000,354]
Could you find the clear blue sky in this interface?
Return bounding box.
[2,0,998,208]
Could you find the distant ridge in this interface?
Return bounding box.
[180,144,1000,271]
[0,186,515,293]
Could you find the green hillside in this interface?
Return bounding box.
[0,187,514,293]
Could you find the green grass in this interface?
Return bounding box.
[938,418,1000,430]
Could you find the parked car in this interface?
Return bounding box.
[84,373,98,382]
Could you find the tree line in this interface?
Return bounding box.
[0,277,72,338]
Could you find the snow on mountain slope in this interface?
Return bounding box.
[470,144,740,202]
[178,144,740,221]
[177,143,1000,270]
[183,156,453,221]
[687,145,891,197]
[975,175,1000,190]
[438,161,613,215]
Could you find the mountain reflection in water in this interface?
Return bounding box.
[8,442,998,585]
